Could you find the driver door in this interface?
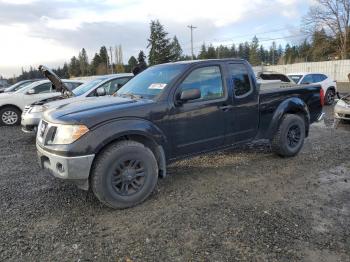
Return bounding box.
[166,65,228,157]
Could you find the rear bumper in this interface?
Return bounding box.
[37,144,95,190]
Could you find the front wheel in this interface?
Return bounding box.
[91,141,158,209]
[272,114,305,157]
[0,106,21,126]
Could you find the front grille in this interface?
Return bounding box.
[37,120,57,145]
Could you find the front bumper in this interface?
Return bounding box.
[334,105,350,120]
[21,112,42,133]
[37,144,95,190]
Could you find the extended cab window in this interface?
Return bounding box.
[229,64,252,97]
[179,66,224,101]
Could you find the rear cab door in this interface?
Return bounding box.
[224,61,260,145]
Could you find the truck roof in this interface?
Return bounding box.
[171,58,246,65]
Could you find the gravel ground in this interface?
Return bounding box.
[0,106,350,261]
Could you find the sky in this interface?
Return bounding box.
[0,0,313,78]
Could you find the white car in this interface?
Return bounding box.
[21,73,133,132]
[0,79,83,126]
[288,73,337,105]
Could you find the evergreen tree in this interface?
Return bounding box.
[230,44,237,57]
[68,56,81,77]
[99,46,109,73]
[206,44,216,59]
[137,50,147,70]
[270,42,277,65]
[170,36,183,61]
[198,43,208,59]
[128,56,138,70]
[90,53,101,75]
[147,20,172,65]
[249,36,260,66]
[78,48,89,76]
[238,43,244,59]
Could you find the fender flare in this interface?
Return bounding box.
[266,97,310,140]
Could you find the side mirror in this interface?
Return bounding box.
[27,89,35,95]
[96,87,106,96]
[179,88,201,102]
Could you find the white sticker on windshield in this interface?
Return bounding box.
[149,83,167,90]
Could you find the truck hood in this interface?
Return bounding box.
[44,95,154,126]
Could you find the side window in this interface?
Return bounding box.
[319,74,327,81]
[301,74,313,84]
[312,74,321,83]
[229,63,252,97]
[107,77,131,95]
[179,66,224,101]
[64,82,82,90]
[32,83,52,94]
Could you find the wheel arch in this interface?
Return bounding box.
[267,97,310,139]
[0,104,22,113]
[87,118,168,182]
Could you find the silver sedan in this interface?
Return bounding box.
[334,94,350,120]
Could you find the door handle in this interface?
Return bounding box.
[219,105,234,111]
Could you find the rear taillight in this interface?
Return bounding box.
[320,88,325,106]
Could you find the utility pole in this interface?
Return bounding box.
[109,46,114,74]
[187,25,197,60]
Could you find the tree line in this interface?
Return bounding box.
[13,0,350,81]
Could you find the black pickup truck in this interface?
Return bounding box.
[36,59,324,208]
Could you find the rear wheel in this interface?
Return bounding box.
[325,89,335,105]
[0,106,21,126]
[272,114,305,157]
[91,141,158,209]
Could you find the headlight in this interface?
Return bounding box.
[50,124,89,145]
[30,105,44,113]
[336,100,347,107]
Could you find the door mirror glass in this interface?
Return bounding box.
[96,87,106,96]
[26,89,35,95]
[179,88,201,102]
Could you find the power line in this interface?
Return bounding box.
[182,32,309,52]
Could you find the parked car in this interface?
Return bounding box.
[37,59,324,209]
[334,93,350,121]
[0,78,83,126]
[21,73,133,132]
[288,73,337,105]
[0,79,41,93]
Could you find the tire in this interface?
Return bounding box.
[325,88,335,105]
[91,140,158,209]
[272,114,305,157]
[0,106,21,126]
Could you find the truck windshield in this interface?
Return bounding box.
[72,78,107,96]
[288,75,303,84]
[116,64,186,99]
